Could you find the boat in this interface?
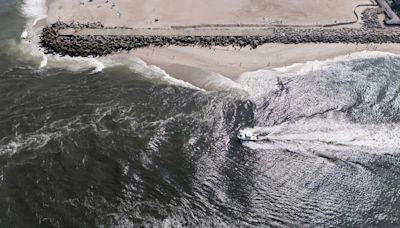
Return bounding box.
[237,130,259,142]
[237,129,272,143]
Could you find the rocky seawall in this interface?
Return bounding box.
[40,19,400,58]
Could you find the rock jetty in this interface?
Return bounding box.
[40,19,400,58]
[361,8,384,28]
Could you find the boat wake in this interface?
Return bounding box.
[242,117,400,155]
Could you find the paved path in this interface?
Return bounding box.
[56,2,386,38]
[59,28,277,37]
[376,0,400,24]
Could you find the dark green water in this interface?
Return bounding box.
[2,1,400,227]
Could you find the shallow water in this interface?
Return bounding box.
[2,1,400,227]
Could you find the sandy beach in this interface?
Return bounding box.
[132,43,400,80]
[46,0,373,27]
[43,0,400,82]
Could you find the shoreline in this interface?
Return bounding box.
[21,0,400,86]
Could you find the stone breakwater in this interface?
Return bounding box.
[40,21,400,57]
[361,8,384,28]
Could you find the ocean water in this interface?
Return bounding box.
[2,0,400,227]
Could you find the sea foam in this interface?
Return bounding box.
[128,57,205,91]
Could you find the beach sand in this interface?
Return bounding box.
[132,43,400,81]
[46,0,373,27]
[44,0,400,84]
